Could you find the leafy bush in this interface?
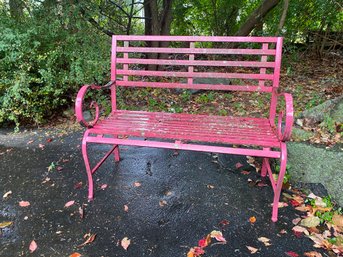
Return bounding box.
[0,8,110,127]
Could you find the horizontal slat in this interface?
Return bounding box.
[115,35,279,43]
[116,81,273,92]
[117,58,276,68]
[117,47,276,55]
[117,69,274,80]
[90,111,280,148]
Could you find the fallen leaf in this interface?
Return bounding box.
[121,237,131,250]
[241,170,250,175]
[206,184,214,189]
[46,138,53,143]
[219,219,230,229]
[295,204,311,212]
[188,247,205,256]
[246,246,258,254]
[249,216,256,223]
[159,200,167,207]
[19,201,30,207]
[285,251,299,257]
[27,140,34,144]
[64,200,75,208]
[292,218,302,225]
[100,184,108,190]
[210,230,226,242]
[38,144,45,150]
[133,182,141,187]
[3,190,12,199]
[29,240,37,253]
[257,182,268,187]
[307,193,327,207]
[258,237,271,246]
[292,226,309,237]
[332,214,343,227]
[56,166,63,171]
[235,162,243,169]
[0,221,13,229]
[74,182,83,189]
[289,199,301,207]
[69,253,82,257]
[300,216,321,228]
[79,207,84,219]
[279,229,287,234]
[124,205,129,212]
[78,233,96,247]
[303,251,323,257]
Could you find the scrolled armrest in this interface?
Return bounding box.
[75,81,115,128]
[276,93,294,141]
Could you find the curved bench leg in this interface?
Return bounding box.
[271,142,287,222]
[82,130,94,201]
[261,158,269,177]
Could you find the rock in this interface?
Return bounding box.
[287,142,343,206]
[298,95,343,126]
[291,127,315,141]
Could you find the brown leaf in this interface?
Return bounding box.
[74,182,83,189]
[78,233,96,248]
[332,214,343,227]
[3,190,12,199]
[19,201,30,207]
[295,204,311,212]
[0,221,13,229]
[246,246,258,254]
[121,237,131,250]
[206,184,215,189]
[292,218,301,225]
[304,251,323,257]
[64,200,75,208]
[29,240,37,253]
[159,200,167,207]
[258,237,271,246]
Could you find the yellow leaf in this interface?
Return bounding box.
[257,237,271,246]
[300,216,320,228]
[0,221,13,229]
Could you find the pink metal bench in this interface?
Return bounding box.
[75,35,293,222]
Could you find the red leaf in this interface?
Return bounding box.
[285,251,299,257]
[235,162,243,169]
[64,200,75,208]
[46,138,53,143]
[241,170,250,175]
[29,240,37,253]
[289,199,301,207]
[19,201,30,207]
[77,233,96,248]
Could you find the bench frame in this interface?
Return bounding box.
[75,35,294,222]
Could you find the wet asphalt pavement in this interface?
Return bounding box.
[0,127,326,257]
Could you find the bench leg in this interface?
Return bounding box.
[261,158,269,177]
[114,145,120,162]
[82,131,94,201]
[271,142,287,222]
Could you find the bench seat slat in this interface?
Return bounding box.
[117,69,274,80]
[116,81,272,92]
[117,58,276,68]
[117,47,276,55]
[91,111,280,148]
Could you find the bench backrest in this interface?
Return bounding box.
[110,35,283,123]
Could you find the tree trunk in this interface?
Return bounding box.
[9,0,24,20]
[235,0,280,36]
[276,0,289,35]
[144,0,174,69]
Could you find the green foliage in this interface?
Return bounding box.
[0,3,110,127]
